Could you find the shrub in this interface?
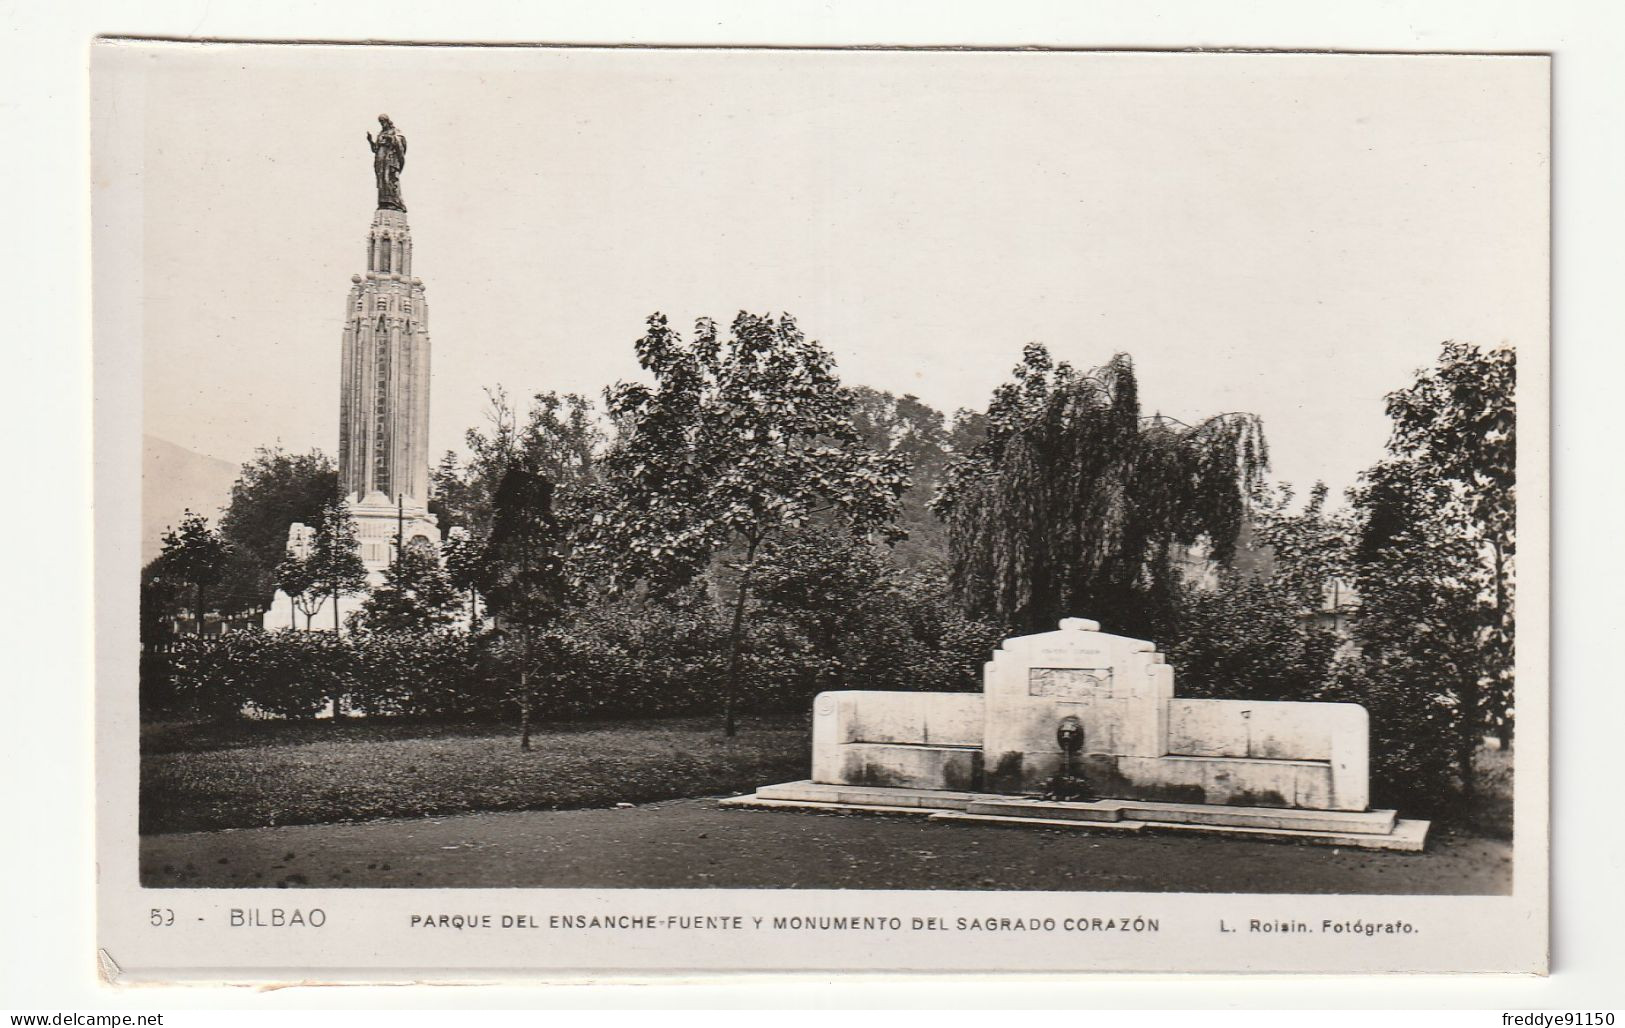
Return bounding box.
[1159,576,1342,703]
[141,568,1003,728]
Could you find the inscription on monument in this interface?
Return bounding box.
[1028,667,1113,698]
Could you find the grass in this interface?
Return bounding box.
[140,713,1518,839]
[1462,743,1515,840]
[140,713,810,834]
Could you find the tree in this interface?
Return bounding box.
[1381,340,1516,745]
[274,550,324,630]
[349,546,462,635]
[753,528,1001,699]
[140,558,185,646]
[932,344,1268,637]
[1160,572,1343,704]
[306,498,368,635]
[1347,458,1488,810]
[593,312,907,736]
[1250,481,1357,614]
[1339,341,1515,810]
[441,527,485,628]
[157,510,232,635]
[1326,342,1514,808]
[847,387,955,568]
[437,388,604,543]
[429,449,480,541]
[479,458,572,750]
[216,447,341,608]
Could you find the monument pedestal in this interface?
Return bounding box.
[260,492,440,631]
[347,490,440,586]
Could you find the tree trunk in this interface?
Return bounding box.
[1491,540,1512,752]
[333,587,341,635]
[721,537,761,738]
[1458,662,1481,808]
[290,601,297,630]
[195,583,206,636]
[518,624,533,751]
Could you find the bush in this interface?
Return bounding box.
[1159,576,1342,703]
[163,631,262,720]
[1318,652,1464,817]
[346,630,494,718]
[241,631,345,718]
[751,534,1003,705]
[140,564,1005,728]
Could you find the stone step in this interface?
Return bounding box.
[964,799,1125,822]
[931,812,1147,833]
[753,780,980,810]
[964,797,1398,835]
[717,795,941,816]
[723,785,1428,851]
[932,811,1430,852]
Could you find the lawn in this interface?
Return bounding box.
[140,713,1515,839]
[140,713,810,834]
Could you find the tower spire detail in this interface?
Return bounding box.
[337,116,438,571]
[264,115,441,629]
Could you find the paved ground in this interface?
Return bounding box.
[141,797,1511,894]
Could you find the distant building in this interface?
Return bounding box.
[1175,519,1360,637]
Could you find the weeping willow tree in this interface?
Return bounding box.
[931,344,1269,637]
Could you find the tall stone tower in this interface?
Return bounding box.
[263,115,440,631]
[337,205,440,574]
[340,114,440,577]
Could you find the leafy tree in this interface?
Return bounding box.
[1382,340,1516,744]
[479,458,573,750]
[1345,458,1487,810]
[216,447,341,607]
[933,344,1268,637]
[431,389,604,623]
[140,558,186,646]
[274,550,324,630]
[1343,341,1516,808]
[1250,481,1357,613]
[753,529,1002,699]
[847,387,955,568]
[429,449,480,539]
[349,546,462,635]
[1160,573,1343,704]
[441,526,486,628]
[593,312,907,735]
[437,388,603,542]
[948,408,988,456]
[306,497,368,635]
[157,510,232,635]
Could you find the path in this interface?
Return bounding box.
[141,797,1510,894]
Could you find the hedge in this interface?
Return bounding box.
[141,595,1000,725]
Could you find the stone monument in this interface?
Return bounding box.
[724,618,1429,850]
[265,116,440,629]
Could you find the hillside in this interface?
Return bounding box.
[142,434,239,566]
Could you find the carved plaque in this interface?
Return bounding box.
[1028,667,1112,698]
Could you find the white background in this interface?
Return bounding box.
[4,0,1622,1013]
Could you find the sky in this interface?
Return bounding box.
[120,44,1548,505]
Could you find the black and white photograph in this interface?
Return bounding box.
[91,40,1549,977]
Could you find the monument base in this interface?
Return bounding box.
[719,781,1430,852]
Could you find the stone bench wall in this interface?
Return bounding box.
[1164,698,1369,810]
[811,691,986,790]
[806,621,1372,812]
